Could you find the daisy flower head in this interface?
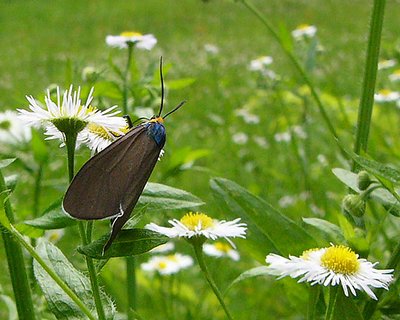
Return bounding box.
[389,69,400,82]
[374,89,400,103]
[204,43,220,55]
[378,59,396,70]
[150,241,175,254]
[44,229,65,243]
[145,212,247,246]
[141,253,193,275]
[266,245,393,300]
[0,110,32,145]
[292,24,317,40]
[18,86,127,149]
[249,56,273,72]
[106,31,157,50]
[203,242,240,261]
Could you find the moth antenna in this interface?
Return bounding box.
[163,100,186,119]
[158,56,165,117]
[131,117,149,126]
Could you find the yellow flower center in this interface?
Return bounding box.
[320,246,359,274]
[157,261,167,270]
[393,69,400,76]
[300,248,319,260]
[87,123,113,140]
[180,212,214,231]
[120,31,143,37]
[297,24,311,30]
[214,242,231,253]
[378,89,393,96]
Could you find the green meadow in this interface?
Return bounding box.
[0,1,400,319]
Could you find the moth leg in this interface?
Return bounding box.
[123,115,134,129]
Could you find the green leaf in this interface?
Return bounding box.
[165,78,196,90]
[137,182,204,211]
[15,222,44,238]
[352,154,400,185]
[31,130,49,164]
[24,198,77,229]
[78,228,168,259]
[0,190,11,230]
[0,158,16,169]
[33,239,115,320]
[210,178,317,256]
[225,266,270,293]
[5,174,18,192]
[332,168,400,217]
[302,218,345,245]
[0,294,17,320]
[332,289,363,320]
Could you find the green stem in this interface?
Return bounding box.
[65,132,106,320]
[0,169,36,320]
[126,256,137,318]
[240,0,339,141]
[353,0,386,164]
[363,239,400,319]
[122,44,134,115]
[33,164,43,217]
[192,240,234,320]
[307,285,320,320]
[324,286,339,320]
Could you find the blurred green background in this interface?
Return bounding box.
[1,1,400,319]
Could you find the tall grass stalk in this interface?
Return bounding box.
[0,168,36,320]
[353,0,386,161]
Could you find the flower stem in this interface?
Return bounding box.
[0,168,36,320]
[8,223,96,320]
[192,240,234,320]
[122,43,134,115]
[353,0,386,167]
[126,256,137,319]
[324,286,339,320]
[65,132,106,320]
[307,285,320,320]
[239,0,339,142]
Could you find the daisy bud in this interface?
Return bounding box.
[342,194,366,217]
[358,171,373,191]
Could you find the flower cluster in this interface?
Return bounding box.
[106,31,157,50]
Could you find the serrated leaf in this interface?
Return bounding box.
[210,178,317,256]
[137,182,204,211]
[78,228,168,259]
[0,158,16,169]
[302,218,345,245]
[225,266,270,293]
[0,294,17,320]
[332,168,400,217]
[33,239,115,320]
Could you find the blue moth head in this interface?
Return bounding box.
[146,121,166,148]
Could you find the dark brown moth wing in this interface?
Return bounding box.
[63,124,162,221]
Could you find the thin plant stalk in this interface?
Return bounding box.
[122,43,134,115]
[324,286,339,320]
[0,168,36,320]
[192,240,234,320]
[65,132,106,320]
[352,0,386,167]
[239,0,339,142]
[6,223,96,320]
[307,285,320,320]
[126,256,137,319]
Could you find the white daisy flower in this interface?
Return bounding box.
[18,86,126,148]
[235,108,260,124]
[253,136,269,149]
[374,89,400,103]
[141,253,193,275]
[82,66,100,82]
[204,43,219,55]
[44,229,65,243]
[278,195,297,208]
[146,212,247,246]
[378,59,396,70]
[274,131,291,142]
[106,31,157,50]
[232,132,249,145]
[150,242,175,254]
[249,56,273,72]
[292,24,317,40]
[203,242,240,261]
[389,69,400,82]
[0,110,31,145]
[266,245,393,300]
